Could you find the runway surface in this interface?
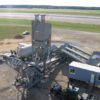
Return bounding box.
[0,13,100,24]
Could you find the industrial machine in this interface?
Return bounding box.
[2,15,92,89]
[50,82,80,100]
[7,15,67,89]
[1,14,99,100]
[50,82,95,100]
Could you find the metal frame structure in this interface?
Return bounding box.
[32,15,51,72]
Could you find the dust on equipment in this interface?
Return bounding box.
[14,15,52,88]
[32,14,51,72]
[1,14,100,99]
[50,82,80,100]
[50,82,95,100]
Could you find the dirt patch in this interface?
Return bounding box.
[14,34,24,39]
[0,35,31,53]
[52,28,100,53]
[0,64,18,100]
[0,28,100,53]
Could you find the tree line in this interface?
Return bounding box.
[0,5,100,10]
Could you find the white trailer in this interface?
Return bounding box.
[68,61,100,85]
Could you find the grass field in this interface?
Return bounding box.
[51,21,100,32]
[0,8,100,16]
[0,19,31,39]
[0,18,100,39]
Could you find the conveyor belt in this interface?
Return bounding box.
[65,43,90,58]
[60,43,91,63]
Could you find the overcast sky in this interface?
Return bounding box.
[0,0,100,7]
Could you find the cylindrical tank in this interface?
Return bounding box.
[17,43,32,57]
[17,43,57,58]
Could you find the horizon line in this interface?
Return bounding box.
[0,4,100,7]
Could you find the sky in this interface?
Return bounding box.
[0,0,100,7]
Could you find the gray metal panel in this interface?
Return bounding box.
[32,41,48,47]
[87,51,100,66]
[32,22,51,41]
[32,15,51,69]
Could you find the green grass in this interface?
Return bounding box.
[0,8,100,16]
[0,18,31,25]
[0,25,31,39]
[0,18,100,39]
[0,18,32,39]
[50,21,100,33]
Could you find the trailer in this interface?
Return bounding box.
[68,61,100,85]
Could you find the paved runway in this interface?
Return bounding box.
[0,13,100,24]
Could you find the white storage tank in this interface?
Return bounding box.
[17,43,32,57]
[17,43,57,58]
